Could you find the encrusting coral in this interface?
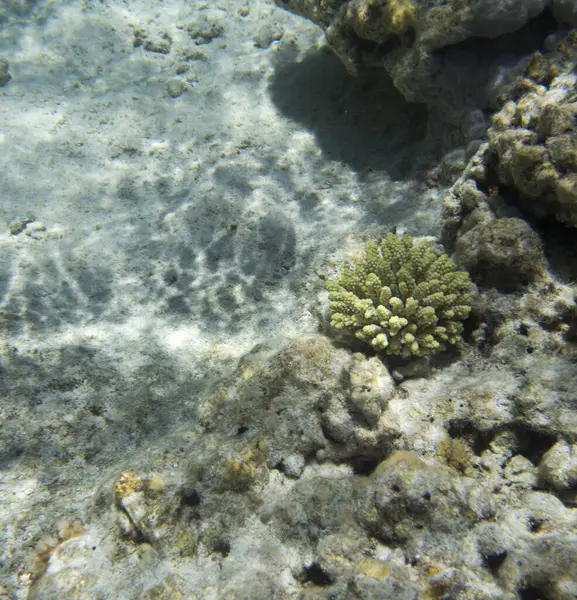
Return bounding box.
[326,234,473,357]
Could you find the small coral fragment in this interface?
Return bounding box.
[326,234,473,357]
[27,519,85,581]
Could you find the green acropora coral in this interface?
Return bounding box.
[326,234,473,358]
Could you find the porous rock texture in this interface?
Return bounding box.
[27,328,577,599]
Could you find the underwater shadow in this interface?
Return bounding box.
[145,193,298,336]
[0,187,299,343]
[0,240,115,337]
[0,338,202,479]
[269,49,427,179]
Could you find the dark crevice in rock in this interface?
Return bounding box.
[512,424,557,466]
[435,8,559,78]
[483,549,508,573]
[446,420,495,456]
[300,562,333,587]
[519,586,554,600]
[349,455,381,476]
[212,540,231,557]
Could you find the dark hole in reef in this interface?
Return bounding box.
[464,315,494,358]
[513,424,557,466]
[446,420,494,456]
[342,26,409,62]
[483,550,507,573]
[473,431,494,455]
[367,33,407,57]
[236,426,249,436]
[300,562,333,587]
[518,323,530,336]
[527,517,544,532]
[537,218,577,283]
[435,7,558,70]
[519,586,554,600]
[213,540,231,557]
[461,249,535,292]
[180,487,201,508]
[350,455,381,476]
[422,491,431,501]
[274,459,294,476]
[87,404,105,417]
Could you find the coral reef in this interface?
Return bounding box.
[442,30,577,252]
[486,32,577,226]
[275,0,577,128]
[275,0,554,74]
[8,7,577,600]
[326,234,473,357]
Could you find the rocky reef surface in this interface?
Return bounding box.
[25,321,577,598]
[275,0,577,140]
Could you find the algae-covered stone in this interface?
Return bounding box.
[142,574,197,600]
[486,492,577,598]
[196,334,400,465]
[358,451,495,547]
[539,440,577,491]
[349,353,395,425]
[0,58,10,86]
[455,217,545,291]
